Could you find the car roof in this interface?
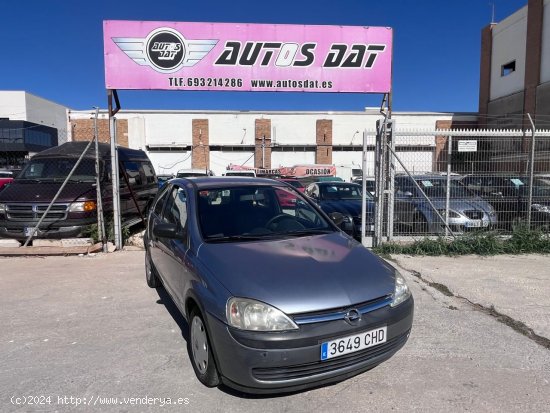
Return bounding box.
[174,176,283,189]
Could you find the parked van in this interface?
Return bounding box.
[0,142,158,240]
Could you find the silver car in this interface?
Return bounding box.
[145,177,414,393]
[395,174,498,233]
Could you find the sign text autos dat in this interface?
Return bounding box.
[104,21,393,93]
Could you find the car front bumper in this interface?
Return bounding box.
[205,296,413,394]
[0,218,95,240]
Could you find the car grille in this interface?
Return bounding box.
[292,295,392,325]
[6,203,69,222]
[251,330,410,382]
[463,210,483,220]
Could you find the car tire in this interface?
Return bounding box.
[188,307,220,388]
[145,249,160,288]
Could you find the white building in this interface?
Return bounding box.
[68,108,477,177]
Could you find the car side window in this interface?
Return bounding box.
[163,186,188,233]
[141,162,156,185]
[153,186,171,217]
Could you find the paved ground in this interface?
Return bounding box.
[392,254,550,340]
[1,251,549,412]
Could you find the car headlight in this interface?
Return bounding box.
[391,271,411,307]
[437,209,460,218]
[68,201,97,212]
[0,203,5,213]
[532,204,550,213]
[226,298,299,331]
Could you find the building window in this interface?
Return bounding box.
[501,60,516,77]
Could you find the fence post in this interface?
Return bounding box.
[361,129,368,246]
[527,113,536,227]
[110,117,123,250]
[374,119,385,247]
[386,120,395,242]
[93,108,107,253]
[445,135,452,237]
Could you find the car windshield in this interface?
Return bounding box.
[17,158,97,182]
[198,185,333,242]
[320,184,369,200]
[414,178,474,198]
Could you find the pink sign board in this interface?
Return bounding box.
[103,21,392,93]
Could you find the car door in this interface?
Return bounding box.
[157,185,191,304]
[148,185,172,287]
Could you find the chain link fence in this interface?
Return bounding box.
[372,125,550,244]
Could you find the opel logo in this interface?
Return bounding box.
[344,309,361,325]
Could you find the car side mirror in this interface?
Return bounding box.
[328,212,345,227]
[153,222,179,238]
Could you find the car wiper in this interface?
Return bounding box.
[205,234,274,242]
[282,229,334,237]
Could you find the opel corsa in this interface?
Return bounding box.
[144,177,413,393]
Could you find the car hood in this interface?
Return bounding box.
[318,199,373,217]
[426,197,493,213]
[198,232,396,314]
[0,182,96,203]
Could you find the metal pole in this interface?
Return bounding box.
[374,119,385,247]
[106,89,122,250]
[386,143,455,237]
[93,107,107,253]
[527,113,536,228]
[445,136,452,238]
[386,117,395,242]
[110,116,122,250]
[361,129,368,246]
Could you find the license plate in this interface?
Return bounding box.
[320,326,387,361]
[466,220,485,228]
[24,227,36,237]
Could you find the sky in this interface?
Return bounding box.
[1,0,528,113]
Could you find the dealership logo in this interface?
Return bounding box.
[112,28,218,73]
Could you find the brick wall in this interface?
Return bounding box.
[255,119,271,169]
[316,119,332,164]
[70,119,128,147]
[192,119,210,170]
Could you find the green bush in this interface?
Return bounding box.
[373,228,550,256]
[84,219,131,245]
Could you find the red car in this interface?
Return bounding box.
[278,178,305,193]
[0,171,14,192]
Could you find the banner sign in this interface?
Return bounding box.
[279,165,336,178]
[103,21,392,93]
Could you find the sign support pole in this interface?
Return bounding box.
[108,89,123,250]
